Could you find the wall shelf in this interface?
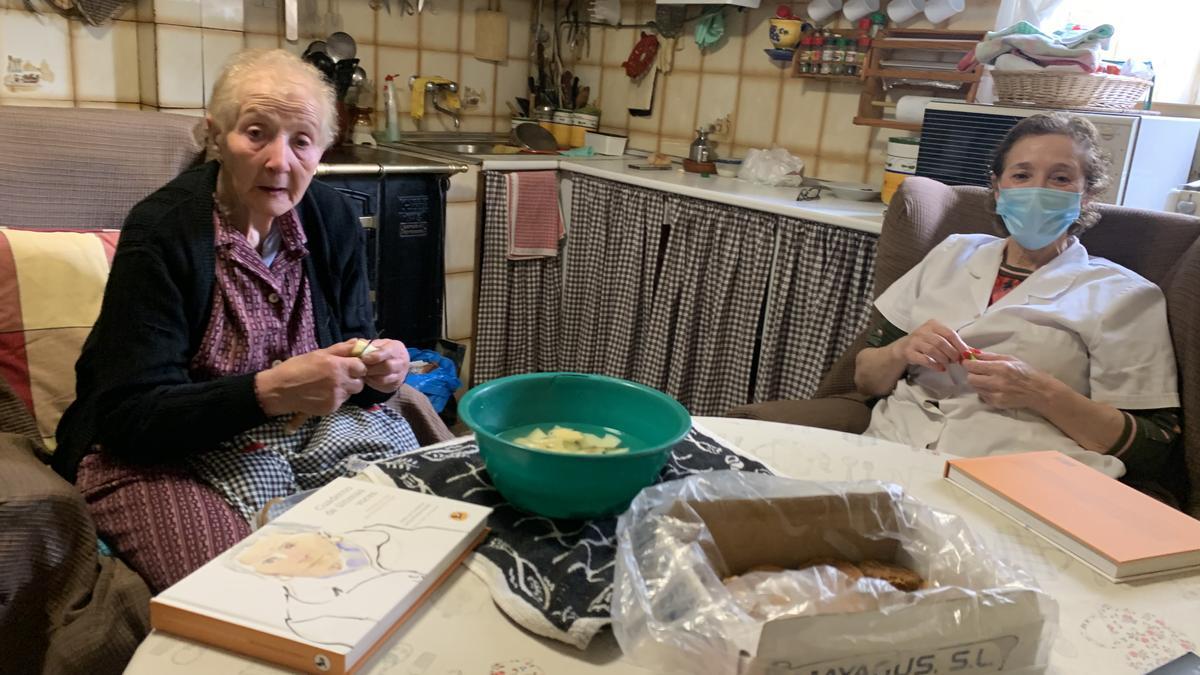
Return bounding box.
[854,28,986,133]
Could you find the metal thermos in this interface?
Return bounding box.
[689,128,714,163]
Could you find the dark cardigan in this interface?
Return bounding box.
[54,161,389,480]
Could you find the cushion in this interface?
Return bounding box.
[0,228,118,452]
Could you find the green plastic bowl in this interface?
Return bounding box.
[459,372,692,519]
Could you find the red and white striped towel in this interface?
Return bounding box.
[506,170,563,260]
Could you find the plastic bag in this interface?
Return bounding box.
[611,472,1058,675]
[737,147,806,186]
[405,348,461,413]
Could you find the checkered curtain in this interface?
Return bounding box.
[472,172,563,384]
[632,197,777,416]
[560,175,668,378]
[755,217,877,403]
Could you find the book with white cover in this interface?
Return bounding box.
[150,477,492,675]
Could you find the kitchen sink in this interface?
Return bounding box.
[410,142,501,155]
[382,133,512,157]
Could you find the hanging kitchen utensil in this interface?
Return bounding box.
[622,32,659,79]
[303,40,328,57]
[326,31,357,62]
[284,0,298,40]
[474,0,508,62]
[654,5,686,39]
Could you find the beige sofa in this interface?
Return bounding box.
[0,105,452,672]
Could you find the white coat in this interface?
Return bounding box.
[864,234,1179,477]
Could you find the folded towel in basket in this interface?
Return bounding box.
[505,170,563,260]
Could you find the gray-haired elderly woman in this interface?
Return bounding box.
[56,49,442,592]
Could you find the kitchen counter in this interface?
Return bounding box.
[370,137,886,234]
[558,160,886,235]
[319,145,470,176]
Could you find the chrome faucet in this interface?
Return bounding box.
[410,76,461,129]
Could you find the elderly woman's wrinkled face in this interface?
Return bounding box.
[995,133,1087,195]
[218,88,325,220]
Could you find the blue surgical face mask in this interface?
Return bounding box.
[995,187,1082,250]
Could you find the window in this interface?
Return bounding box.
[1002,0,1200,105]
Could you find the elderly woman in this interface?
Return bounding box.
[856,113,1180,482]
[55,49,443,591]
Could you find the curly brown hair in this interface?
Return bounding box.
[987,112,1112,237]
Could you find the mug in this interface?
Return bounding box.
[768,18,805,49]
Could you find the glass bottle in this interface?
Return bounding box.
[821,33,835,75]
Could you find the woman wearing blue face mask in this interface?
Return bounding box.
[854,113,1180,487]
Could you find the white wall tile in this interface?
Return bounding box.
[733,76,779,148]
[458,53,494,116]
[203,0,244,30]
[244,0,281,34]
[444,271,474,339]
[670,33,701,72]
[335,0,377,40]
[596,66,628,130]
[776,78,825,155]
[244,32,281,49]
[702,27,744,75]
[458,116,493,131]
[72,20,140,103]
[741,6,782,77]
[444,201,477,273]
[696,72,737,136]
[626,129,656,151]
[137,21,159,105]
[494,58,528,119]
[419,0,461,51]
[601,26,633,68]
[660,71,697,139]
[154,0,202,26]
[0,9,73,100]
[419,49,459,81]
[136,0,155,21]
[202,28,246,107]
[377,4,420,47]
[156,24,204,107]
[163,107,206,116]
[506,0,529,59]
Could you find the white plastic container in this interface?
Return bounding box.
[584,131,627,156]
[383,74,400,142]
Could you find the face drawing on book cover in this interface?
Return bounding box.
[224,522,469,648]
[235,531,370,578]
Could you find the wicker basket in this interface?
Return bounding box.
[992,70,1152,110]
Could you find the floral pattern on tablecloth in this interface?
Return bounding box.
[1080,603,1198,672]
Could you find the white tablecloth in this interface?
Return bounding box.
[125,418,1200,675]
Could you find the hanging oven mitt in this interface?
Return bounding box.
[622,32,660,79]
[694,8,725,50]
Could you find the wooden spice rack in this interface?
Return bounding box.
[790,29,867,83]
[853,28,986,132]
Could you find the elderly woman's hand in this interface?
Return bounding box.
[358,338,410,394]
[893,320,972,372]
[962,352,1055,412]
[255,341,368,417]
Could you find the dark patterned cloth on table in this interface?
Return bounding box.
[360,424,773,649]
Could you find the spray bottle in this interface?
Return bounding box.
[383,74,400,142]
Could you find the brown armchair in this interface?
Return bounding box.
[729,177,1200,518]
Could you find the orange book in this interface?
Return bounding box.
[150,478,491,674]
[944,451,1200,583]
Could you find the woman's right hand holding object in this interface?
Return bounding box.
[892,320,971,373]
[254,339,368,417]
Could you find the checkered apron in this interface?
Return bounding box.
[187,407,420,522]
